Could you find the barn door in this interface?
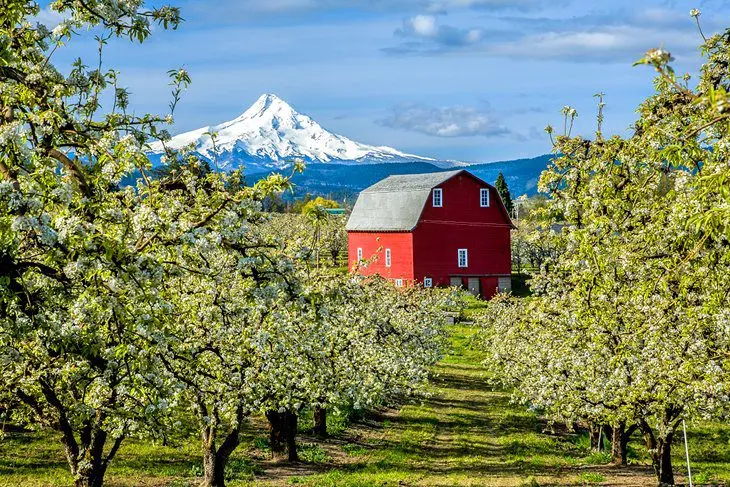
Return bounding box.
[467,278,481,297]
[449,277,463,288]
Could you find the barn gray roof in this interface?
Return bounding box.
[346,170,463,232]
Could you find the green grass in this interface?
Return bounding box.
[2,323,730,486]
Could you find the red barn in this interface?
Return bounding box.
[346,170,514,298]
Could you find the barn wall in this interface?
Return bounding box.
[412,173,512,295]
[418,172,512,228]
[412,223,511,285]
[348,232,414,281]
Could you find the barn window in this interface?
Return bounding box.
[480,188,490,207]
[385,248,391,267]
[424,277,433,288]
[395,278,403,287]
[458,248,468,268]
[432,188,443,207]
[357,248,363,261]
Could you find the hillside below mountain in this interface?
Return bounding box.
[248,154,553,201]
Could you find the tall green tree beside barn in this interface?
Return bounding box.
[494,172,513,216]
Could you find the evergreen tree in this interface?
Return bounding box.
[494,172,514,216]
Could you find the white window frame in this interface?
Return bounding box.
[458,248,468,268]
[424,277,433,288]
[395,278,404,287]
[480,188,490,207]
[385,248,391,267]
[432,188,443,207]
[356,247,363,261]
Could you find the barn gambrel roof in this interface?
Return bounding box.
[346,169,514,232]
[345,170,461,231]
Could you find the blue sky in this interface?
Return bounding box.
[39,0,730,162]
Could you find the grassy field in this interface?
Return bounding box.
[2,324,729,486]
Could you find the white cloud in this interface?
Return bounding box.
[489,25,701,62]
[395,15,485,49]
[31,7,66,28]
[410,15,439,37]
[380,103,510,137]
[388,5,713,62]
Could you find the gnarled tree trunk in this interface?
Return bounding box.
[641,420,675,486]
[199,405,245,487]
[266,410,299,461]
[611,422,636,466]
[313,406,327,437]
[266,410,287,455]
[285,411,299,462]
[20,384,123,487]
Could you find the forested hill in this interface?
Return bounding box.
[247,154,554,201]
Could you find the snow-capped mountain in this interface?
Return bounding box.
[149,93,457,173]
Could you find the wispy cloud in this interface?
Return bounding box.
[31,6,67,28]
[183,0,553,21]
[489,25,701,62]
[379,103,510,137]
[395,15,484,47]
[386,7,712,62]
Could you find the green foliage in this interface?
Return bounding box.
[578,472,605,484]
[297,443,330,464]
[582,451,612,466]
[494,172,514,216]
[301,196,340,215]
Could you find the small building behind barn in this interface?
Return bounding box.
[346,170,514,299]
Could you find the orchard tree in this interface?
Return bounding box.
[263,212,347,268]
[300,196,339,215]
[0,2,290,486]
[252,270,451,461]
[480,15,730,486]
[0,2,194,486]
[494,172,513,216]
[139,162,293,487]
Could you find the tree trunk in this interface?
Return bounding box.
[199,430,242,487]
[69,428,118,487]
[266,410,299,461]
[642,424,675,486]
[73,467,107,487]
[285,411,299,462]
[201,448,226,487]
[313,406,327,437]
[588,423,600,450]
[72,442,112,487]
[266,410,286,455]
[611,422,636,466]
[654,436,674,486]
[198,406,245,487]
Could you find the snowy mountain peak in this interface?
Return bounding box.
[232,93,296,123]
[149,94,448,173]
